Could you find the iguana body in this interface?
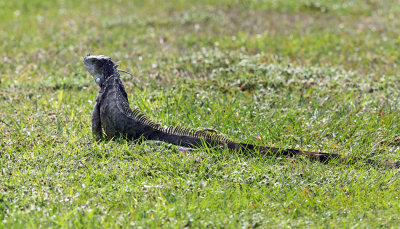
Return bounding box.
[83,55,399,168]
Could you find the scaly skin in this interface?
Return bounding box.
[83,55,399,168]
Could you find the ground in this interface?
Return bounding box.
[1,0,400,228]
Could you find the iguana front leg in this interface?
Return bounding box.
[92,102,103,140]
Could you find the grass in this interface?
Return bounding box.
[1,0,400,227]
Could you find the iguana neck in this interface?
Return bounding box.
[100,72,128,100]
[101,71,119,87]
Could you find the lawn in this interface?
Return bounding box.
[1,0,400,227]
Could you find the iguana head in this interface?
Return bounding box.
[83,54,134,87]
[83,55,117,86]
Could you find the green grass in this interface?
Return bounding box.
[1,0,400,227]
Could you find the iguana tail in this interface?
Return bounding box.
[136,111,399,168]
[235,143,400,168]
[151,130,399,168]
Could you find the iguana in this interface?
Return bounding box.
[83,54,399,168]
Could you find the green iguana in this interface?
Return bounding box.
[83,54,399,168]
